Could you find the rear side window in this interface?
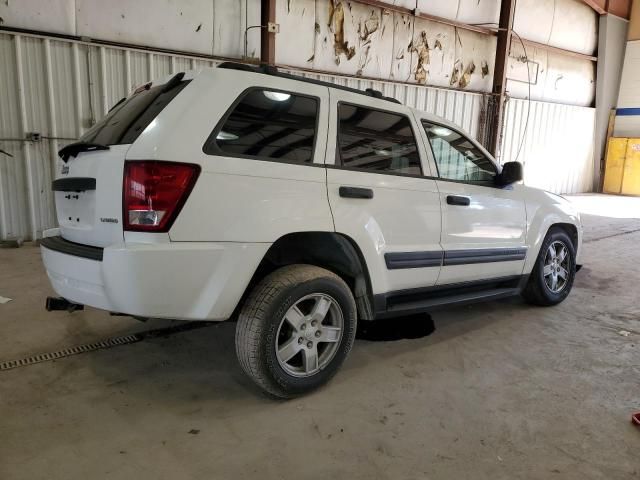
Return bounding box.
[337,104,422,176]
[79,76,189,146]
[204,89,318,163]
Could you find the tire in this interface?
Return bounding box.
[522,227,576,306]
[235,264,357,398]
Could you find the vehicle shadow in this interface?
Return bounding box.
[82,297,523,404]
[356,313,436,341]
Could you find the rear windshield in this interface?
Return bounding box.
[79,79,190,146]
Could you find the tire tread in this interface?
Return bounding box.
[522,227,576,306]
[235,264,354,398]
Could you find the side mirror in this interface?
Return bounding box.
[498,161,523,186]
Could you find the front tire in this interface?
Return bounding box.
[235,264,357,398]
[522,227,576,306]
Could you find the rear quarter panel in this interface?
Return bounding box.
[126,69,334,243]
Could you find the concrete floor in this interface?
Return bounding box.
[1,194,639,479]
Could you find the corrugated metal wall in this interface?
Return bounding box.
[0,31,219,241]
[0,30,593,241]
[276,1,497,93]
[281,68,484,137]
[500,98,596,194]
[0,30,484,242]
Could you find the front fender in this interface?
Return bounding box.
[520,187,583,274]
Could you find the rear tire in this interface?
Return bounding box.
[235,264,357,398]
[522,227,576,306]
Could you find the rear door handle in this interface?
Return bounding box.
[446,195,470,206]
[339,186,374,199]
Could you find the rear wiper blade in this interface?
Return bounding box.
[58,142,110,162]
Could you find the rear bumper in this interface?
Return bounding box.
[41,237,269,321]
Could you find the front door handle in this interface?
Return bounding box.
[446,195,470,206]
[339,186,374,199]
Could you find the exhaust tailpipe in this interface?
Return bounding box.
[46,297,84,312]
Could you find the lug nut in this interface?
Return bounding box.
[298,337,303,344]
[300,323,306,330]
[307,341,313,349]
[311,320,317,327]
[315,331,321,338]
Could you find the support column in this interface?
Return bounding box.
[594,13,629,190]
[261,0,276,65]
[489,0,516,159]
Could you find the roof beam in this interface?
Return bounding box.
[581,0,632,18]
[582,0,607,14]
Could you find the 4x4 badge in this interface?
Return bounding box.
[61,165,69,175]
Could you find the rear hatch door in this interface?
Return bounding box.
[54,74,190,248]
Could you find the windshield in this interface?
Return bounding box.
[79,79,190,146]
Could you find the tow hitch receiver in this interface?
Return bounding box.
[46,297,84,312]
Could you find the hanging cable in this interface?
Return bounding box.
[471,23,532,164]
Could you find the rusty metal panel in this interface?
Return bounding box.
[312,0,369,76]
[501,97,596,194]
[390,12,414,82]
[409,16,456,88]
[453,28,496,92]
[277,0,496,93]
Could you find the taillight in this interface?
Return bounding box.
[123,161,200,232]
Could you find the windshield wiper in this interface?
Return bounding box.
[58,142,110,162]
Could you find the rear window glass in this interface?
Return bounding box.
[204,89,318,163]
[79,79,189,146]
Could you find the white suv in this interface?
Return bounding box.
[41,63,582,397]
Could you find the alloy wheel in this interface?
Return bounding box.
[275,293,344,377]
[543,240,570,294]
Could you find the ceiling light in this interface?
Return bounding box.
[430,126,453,137]
[217,131,239,141]
[263,91,291,102]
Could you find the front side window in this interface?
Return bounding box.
[205,89,318,163]
[337,104,422,176]
[423,121,496,185]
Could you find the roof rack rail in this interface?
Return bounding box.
[217,62,401,105]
